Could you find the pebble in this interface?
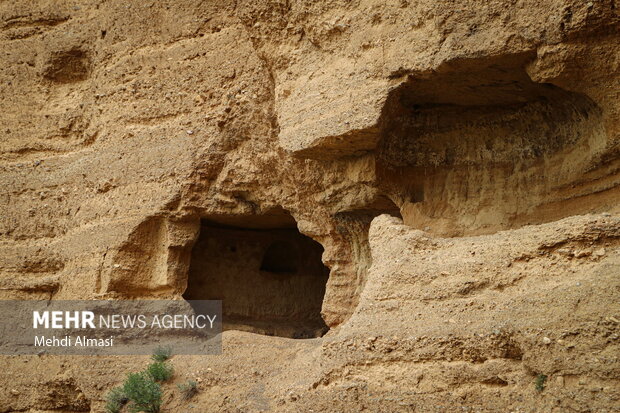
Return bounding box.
[575,249,591,258]
[10,389,19,396]
[542,337,552,345]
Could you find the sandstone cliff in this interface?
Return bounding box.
[1,0,619,411]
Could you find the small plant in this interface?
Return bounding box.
[123,372,162,413]
[535,374,548,392]
[151,345,172,362]
[177,380,199,400]
[105,386,128,413]
[146,361,174,382]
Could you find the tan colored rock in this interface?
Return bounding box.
[0,0,619,412]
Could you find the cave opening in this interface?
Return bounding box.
[183,211,330,338]
[375,52,606,236]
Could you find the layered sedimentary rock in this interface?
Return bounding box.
[1,0,619,411]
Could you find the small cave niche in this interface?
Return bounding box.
[375,52,606,236]
[183,211,329,338]
[42,49,91,83]
[259,241,299,273]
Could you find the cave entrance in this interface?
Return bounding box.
[374,52,605,236]
[183,211,330,338]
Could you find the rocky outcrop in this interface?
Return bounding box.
[0,0,619,411]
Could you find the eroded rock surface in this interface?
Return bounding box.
[1,0,619,411]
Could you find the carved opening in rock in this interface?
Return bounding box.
[376,53,607,236]
[184,212,329,338]
[259,241,299,273]
[42,49,90,83]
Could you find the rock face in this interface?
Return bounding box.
[185,217,330,338]
[0,0,619,411]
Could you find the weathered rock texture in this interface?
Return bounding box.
[185,218,330,338]
[0,0,619,411]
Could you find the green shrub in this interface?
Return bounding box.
[535,374,547,392]
[105,386,128,413]
[151,345,172,362]
[146,361,173,382]
[123,372,162,413]
[177,380,199,400]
